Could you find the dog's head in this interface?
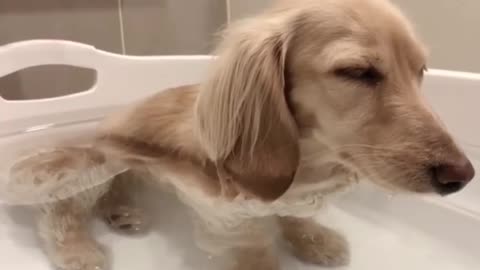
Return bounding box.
[195,0,475,200]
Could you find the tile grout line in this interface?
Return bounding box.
[117,0,127,54]
[225,0,232,24]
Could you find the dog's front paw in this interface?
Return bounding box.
[49,239,106,270]
[282,219,350,267]
[104,205,150,234]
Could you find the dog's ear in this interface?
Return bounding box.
[195,18,299,201]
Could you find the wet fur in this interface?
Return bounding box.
[14,0,473,269]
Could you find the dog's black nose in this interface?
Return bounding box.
[431,158,475,195]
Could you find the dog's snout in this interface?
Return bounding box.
[431,157,475,195]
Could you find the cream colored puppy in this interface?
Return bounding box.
[13,0,474,270]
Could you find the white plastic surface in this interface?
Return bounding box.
[0,40,213,124]
[0,40,479,270]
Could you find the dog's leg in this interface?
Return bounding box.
[278,216,350,267]
[229,245,279,270]
[96,171,150,234]
[38,185,109,270]
[192,215,279,270]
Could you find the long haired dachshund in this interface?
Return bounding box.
[10,0,474,269]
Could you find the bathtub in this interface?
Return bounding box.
[0,40,479,270]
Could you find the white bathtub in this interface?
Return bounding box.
[0,40,479,270]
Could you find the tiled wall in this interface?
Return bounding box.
[393,0,480,74]
[3,0,478,100]
[122,0,226,55]
[0,0,227,100]
[228,0,270,21]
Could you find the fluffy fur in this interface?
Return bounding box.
[9,0,475,269]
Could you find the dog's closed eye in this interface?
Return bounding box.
[334,66,384,86]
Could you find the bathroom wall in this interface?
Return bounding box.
[0,0,226,100]
[0,0,478,100]
[393,0,480,74]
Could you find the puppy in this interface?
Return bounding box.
[11,0,475,269]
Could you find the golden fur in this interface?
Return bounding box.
[10,0,475,269]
